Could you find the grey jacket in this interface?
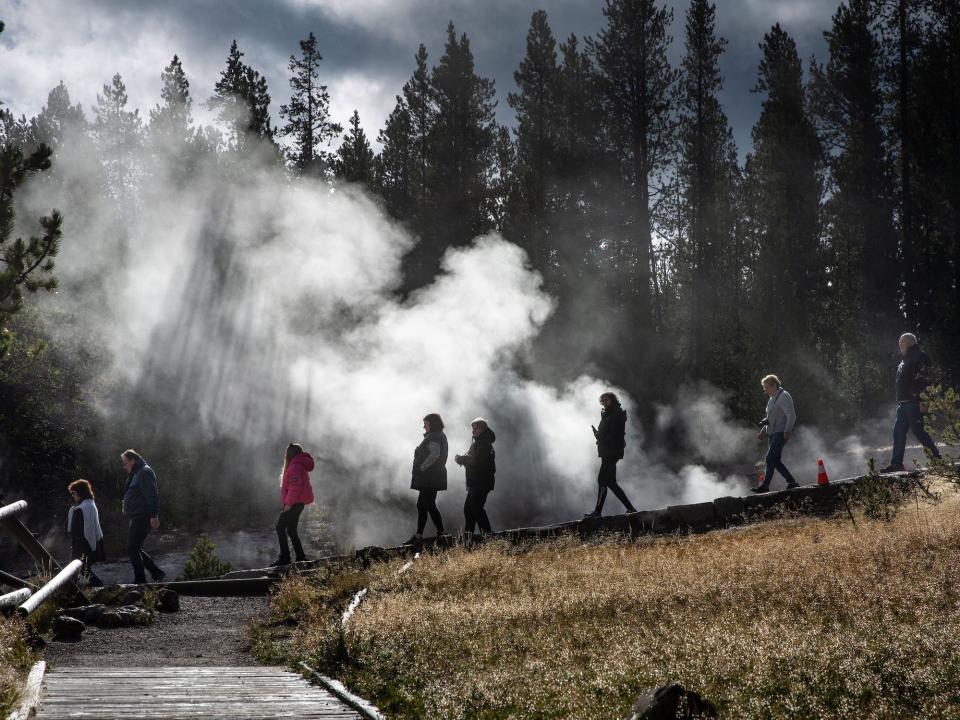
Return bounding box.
[764,388,797,435]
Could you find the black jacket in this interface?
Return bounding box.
[459,427,496,491]
[122,459,160,518]
[411,431,448,491]
[896,344,934,402]
[596,403,627,459]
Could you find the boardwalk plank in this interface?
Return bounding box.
[36,666,364,719]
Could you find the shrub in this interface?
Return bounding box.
[178,533,232,580]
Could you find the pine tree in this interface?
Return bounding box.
[427,23,498,262]
[93,73,143,204]
[376,97,415,220]
[589,0,678,345]
[403,44,434,216]
[334,109,375,186]
[209,40,276,155]
[810,0,898,412]
[29,82,87,151]
[676,0,740,379]
[149,55,192,143]
[507,10,560,276]
[745,24,824,398]
[279,32,341,175]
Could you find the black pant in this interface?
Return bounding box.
[416,490,444,535]
[595,457,636,513]
[276,503,306,562]
[127,516,163,584]
[464,487,492,534]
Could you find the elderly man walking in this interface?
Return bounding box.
[880,333,941,473]
[752,374,799,493]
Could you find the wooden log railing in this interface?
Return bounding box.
[0,500,27,521]
[17,559,82,617]
[0,587,32,610]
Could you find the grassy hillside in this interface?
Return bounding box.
[258,484,960,719]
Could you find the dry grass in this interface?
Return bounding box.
[0,614,37,717]
[276,487,960,719]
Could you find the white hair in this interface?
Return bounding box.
[900,333,918,346]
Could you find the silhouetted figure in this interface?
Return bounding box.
[66,479,105,587]
[120,449,166,584]
[585,393,636,517]
[881,333,941,472]
[273,443,315,566]
[455,417,496,535]
[404,413,448,544]
[752,374,798,493]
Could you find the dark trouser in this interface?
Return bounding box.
[595,457,636,513]
[464,488,492,534]
[416,490,444,535]
[762,432,797,489]
[891,400,940,465]
[276,503,306,563]
[127,516,163,584]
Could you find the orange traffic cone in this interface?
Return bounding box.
[817,459,829,485]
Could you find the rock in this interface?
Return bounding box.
[119,588,144,605]
[61,604,106,624]
[625,683,717,720]
[53,615,85,640]
[666,502,717,531]
[97,610,123,628]
[116,605,153,626]
[156,588,179,612]
[712,496,746,524]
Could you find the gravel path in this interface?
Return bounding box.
[42,595,271,668]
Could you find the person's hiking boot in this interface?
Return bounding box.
[750,486,770,494]
[583,510,602,519]
[269,557,290,567]
[879,463,906,473]
[786,482,799,489]
[294,556,309,563]
[402,535,423,546]
[151,569,166,582]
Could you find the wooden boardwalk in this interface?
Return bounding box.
[35,666,363,719]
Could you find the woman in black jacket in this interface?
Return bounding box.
[404,413,448,544]
[585,392,637,518]
[66,479,106,586]
[455,417,496,535]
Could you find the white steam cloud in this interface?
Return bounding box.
[17,132,902,550]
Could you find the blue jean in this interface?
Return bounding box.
[763,432,796,488]
[891,401,940,465]
[127,515,163,584]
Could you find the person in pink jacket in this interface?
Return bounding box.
[273,442,315,566]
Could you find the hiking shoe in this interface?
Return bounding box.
[786,483,799,489]
[750,486,770,494]
[151,569,166,582]
[879,463,906,473]
[583,510,602,519]
[269,557,290,567]
[402,535,423,546]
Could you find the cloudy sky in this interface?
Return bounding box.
[1,0,839,159]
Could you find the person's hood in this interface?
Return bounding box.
[423,430,446,441]
[603,403,626,419]
[476,427,496,444]
[289,452,315,472]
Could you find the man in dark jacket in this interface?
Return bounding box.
[585,392,637,518]
[881,334,941,472]
[120,449,166,584]
[455,418,496,534]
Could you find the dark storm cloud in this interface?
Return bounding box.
[1,0,837,158]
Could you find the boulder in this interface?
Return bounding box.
[119,588,144,606]
[625,683,717,720]
[97,610,123,628]
[116,605,153,626]
[156,588,179,613]
[61,604,106,624]
[53,615,85,640]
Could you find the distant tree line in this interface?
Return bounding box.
[1,0,959,524]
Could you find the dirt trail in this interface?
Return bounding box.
[42,595,269,668]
